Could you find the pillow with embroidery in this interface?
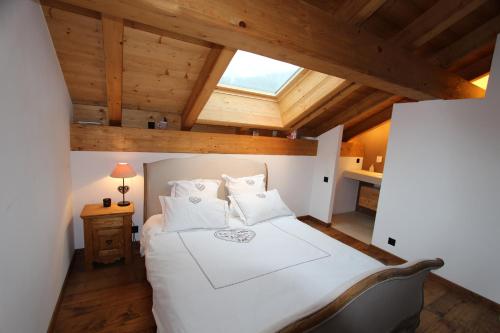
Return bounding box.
[230,189,294,225]
[221,174,266,196]
[168,179,221,198]
[159,196,228,232]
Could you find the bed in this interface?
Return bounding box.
[141,156,443,333]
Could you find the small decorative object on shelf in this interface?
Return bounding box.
[157,117,168,129]
[272,130,278,137]
[110,162,137,206]
[287,130,297,140]
[147,116,155,129]
[252,130,259,136]
[103,198,111,207]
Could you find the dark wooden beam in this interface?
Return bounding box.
[311,92,402,136]
[182,47,236,130]
[432,14,500,70]
[329,0,387,25]
[342,107,392,141]
[101,15,123,126]
[391,0,487,49]
[303,1,492,136]
[57,0,484,101]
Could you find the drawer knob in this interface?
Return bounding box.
[106,240,113,246]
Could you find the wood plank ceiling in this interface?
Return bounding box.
[42,0,500,140]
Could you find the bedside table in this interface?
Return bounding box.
[80,203,134,271]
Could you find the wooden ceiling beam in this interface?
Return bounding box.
[331,0,388,25]
[311,92,403,136]
[290,82,362,132]
[279,72,347,128]
[40,0,213,48]
[303,1,491,135]
[57,0,484,101]
[182,46,236,130]
[40,0,100,19]
[391,0,487,49]
[432,14,500,70]
[102,15,124,126]
[342,107,392,141]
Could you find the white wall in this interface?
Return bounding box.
[332,157,363,214]
[373,36,500,304]
[308,126,343,222]
[0,1,74,331]
[71,152,316,248]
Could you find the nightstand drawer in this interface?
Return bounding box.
[92,227,124,262]
[89,216,124,229]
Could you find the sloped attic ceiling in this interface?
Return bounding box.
[42,0,499,140]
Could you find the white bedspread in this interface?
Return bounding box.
[142,215,383,333]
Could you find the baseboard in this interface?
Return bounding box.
[47,250,76,333]
[427,272,500,312]
[299,215,500,312]
[297,215,331,226]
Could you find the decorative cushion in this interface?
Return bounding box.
[168,179,221,198]
[230,189,294,225]
[221,174,266,196]
[159,195,228,232]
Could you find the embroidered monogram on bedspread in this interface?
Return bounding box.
[245,179,255,185]
[189,196,202,204]
[214,229,256,243]
[256,193,266,198]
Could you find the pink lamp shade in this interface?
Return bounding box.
[110,163,136,179]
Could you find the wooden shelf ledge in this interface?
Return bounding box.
[70,124,318,156]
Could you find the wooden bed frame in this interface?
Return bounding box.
[280,259,444,333]
[143,156,444,333]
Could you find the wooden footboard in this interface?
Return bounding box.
[279,258,444,333]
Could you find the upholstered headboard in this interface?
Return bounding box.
[143,156,268,221]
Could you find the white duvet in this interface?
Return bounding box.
[142,215,384,333]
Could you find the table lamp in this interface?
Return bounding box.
[110,162,137,206]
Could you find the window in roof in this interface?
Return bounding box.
[218,50,301,95]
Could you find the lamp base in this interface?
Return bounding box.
[117,201,130,207]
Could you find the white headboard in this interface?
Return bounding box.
[143,156,268,221]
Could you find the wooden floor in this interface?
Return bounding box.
[52,219,500,332]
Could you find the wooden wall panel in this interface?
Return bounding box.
[122,27,211,113]
[70,124,317,155]
[340,142,364,157]
[73,104,181,129]
[42,6,106,105]
[197,90,284,129]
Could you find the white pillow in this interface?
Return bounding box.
[159,196,228,232]
[231,189,294,225]
[221,174,266,196]
[168,179,221,198]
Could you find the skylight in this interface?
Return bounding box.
[218,51,301,95]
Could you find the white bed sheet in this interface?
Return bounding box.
[142,215,384,333]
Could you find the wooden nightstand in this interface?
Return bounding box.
[81,203,134,271]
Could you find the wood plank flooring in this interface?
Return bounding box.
[52,219,499,332]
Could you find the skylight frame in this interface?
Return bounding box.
[217,51,304,97]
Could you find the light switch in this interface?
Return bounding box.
[376,155,383,163]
